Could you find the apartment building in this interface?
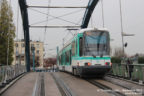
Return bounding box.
[13,40,44,67]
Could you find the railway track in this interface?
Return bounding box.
[32,73,45,96]
[87,79,126,96]
[59,72,143,96]
[104,75,144,95]
[51,73,76,96]
[106,75,144,86]
[30,72,143,96]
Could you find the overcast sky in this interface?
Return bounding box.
[10,0,144,57]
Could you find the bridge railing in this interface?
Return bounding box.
[111,63,144,84]
[0,64,26,87]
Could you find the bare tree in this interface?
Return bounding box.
[44,58,56,67]
[113,47,127,57]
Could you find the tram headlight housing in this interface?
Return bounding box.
[85,62,91,66]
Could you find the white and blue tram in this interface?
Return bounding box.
[58,28,111,77]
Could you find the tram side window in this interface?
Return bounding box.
[76,40,77,55]
[70,50,72,65]
[59,56,61,65]
[66,51,70,63]
[79,37,83,56]
[61,54,63,65]
[62,53,65,65]
[72,41,75,56]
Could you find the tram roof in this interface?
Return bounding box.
[79,27,109,33]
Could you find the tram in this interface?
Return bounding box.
[58,28,111,77]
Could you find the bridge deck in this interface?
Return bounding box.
[1,72,61,96]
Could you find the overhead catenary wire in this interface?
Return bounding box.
[43,0,51,43]
[29,8,80,25]
[43,0,52,59]
[27,1,86,58]
[62,29,76,47]
[30,9,84,26]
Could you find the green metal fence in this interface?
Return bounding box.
[111,63,144,83]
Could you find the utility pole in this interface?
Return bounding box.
[31,46,35,71]
[119,0,125,55]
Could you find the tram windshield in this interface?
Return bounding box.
[83,31,110,56]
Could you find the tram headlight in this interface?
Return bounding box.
[88,62,91,66]
[85,62,91,66]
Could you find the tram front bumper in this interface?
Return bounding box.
[77,66,111,76]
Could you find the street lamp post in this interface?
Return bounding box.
[31,46,35,71]
[122,32,135,55]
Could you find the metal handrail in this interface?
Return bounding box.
[0,64,26,87]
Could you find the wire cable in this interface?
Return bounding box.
[43,0,51,43]
[30,9,84,25]
[29,8,80,25]
[101,0,105,28]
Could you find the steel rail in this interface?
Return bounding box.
[32,73,45,96]
[105,75,144,95]
[51,73,76,96]
[106,75,144,86]
[27,5,87,8]
[40,73,45,96]
[87,80,126,96]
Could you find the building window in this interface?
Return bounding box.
[79,37,83,56]
[21,56,25,61]
[15,43,18,47]
[22,50,25,54]
[16,50,19,56]
[37,44,39,48]
[21,43,25,47]
[31,44,34,47]
[37,50,39,54]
